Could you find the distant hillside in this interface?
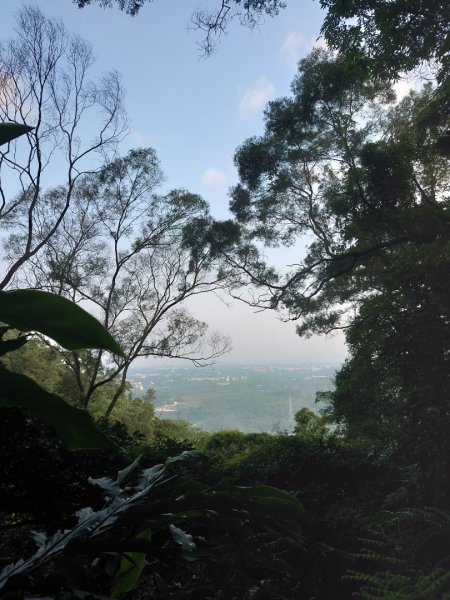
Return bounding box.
[128,363,338,432]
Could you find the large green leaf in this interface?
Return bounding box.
[111,529,150,598]
[0,122,33,146]
[0,289,124,355]
[0,365,118,450]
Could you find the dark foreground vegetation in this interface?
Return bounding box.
[2,405,450,598]
[1,0,450,597]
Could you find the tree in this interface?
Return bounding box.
[0,5,127,290]
[73,0,286,54]
[73,0,148,15]
[72,0,450,77]
[23,148,236,416]
[320,0,450,83]
[229,50,450,457]
[293,407,330,441]
[1,333,70,397]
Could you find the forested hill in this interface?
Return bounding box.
[1,0,450,598]
[129,363,336,432]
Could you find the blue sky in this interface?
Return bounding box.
[0,0,347,364]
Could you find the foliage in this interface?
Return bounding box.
[0,283,123,453]
[197,431,400,598]
[230,51,450,459]
[0,289,122,354]
[23,148,234,415]
[0,334,68,395]
[0,407,127,531]
[293,407,332,441]
[3,3,450,598]
[0,5,127,290]
[92,393,156,442]
[94,394,204,449]
[0,450,310,599]
[0,119,123,452]
[320,0,450,83]
[231,53,447,333]
[346,508,450,599]
[74,0,149,15]
[0,123,33,145]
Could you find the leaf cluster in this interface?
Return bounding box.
[0,288,123,450]
[0,450,309,598]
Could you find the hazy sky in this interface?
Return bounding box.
[0,0,347,364]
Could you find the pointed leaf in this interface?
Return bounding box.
[31,531,48,549]
[0,122,33,146]
[89,476,122,497]
[111,529,150,598]
[117,455,142,485]
[75,507,95,524]
[165,450,199,464]
[138,464,165,490]
[0,365,118,450]
[0,289,124,355]
[169,524,196,551]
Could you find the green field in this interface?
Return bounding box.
[129,363,337,432]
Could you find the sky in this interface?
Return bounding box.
[0,0,348,365]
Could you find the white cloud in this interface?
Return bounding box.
[201,168,227,187]
[280,34,329,68]
[239,76,275,115]
[280,32,306,67]
[393,78,414,101]
[312,36,328,51]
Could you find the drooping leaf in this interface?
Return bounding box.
[0,365,118,451]
[165,450,199,464]
[31,531,48,550]
[0,289,124,355]
[137,463,165,491]
[75,507,95,524]
[89,476,123,497]
[117,455,142,485]
[0,122,33,146]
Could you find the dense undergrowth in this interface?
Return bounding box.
[2,407,450,598]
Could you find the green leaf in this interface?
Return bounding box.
[111,529,150,598]
[0,289,124,355]
[169,524,196,551]
[0,123,33,146]
[117,455,142,485]
[0,364,118,451]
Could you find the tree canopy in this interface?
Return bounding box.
[229,49,450,456]
[3,2,450,598]
[0,5,127,290]
[73,0,450,77]
[21,148,235,414]
[320,0,450,83]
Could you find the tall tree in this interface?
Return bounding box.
[0,5,127,289]
[320,0,450,83]
[229,50,450,456]
[23,148,235,415]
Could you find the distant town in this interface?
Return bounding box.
[128,363,339,432]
